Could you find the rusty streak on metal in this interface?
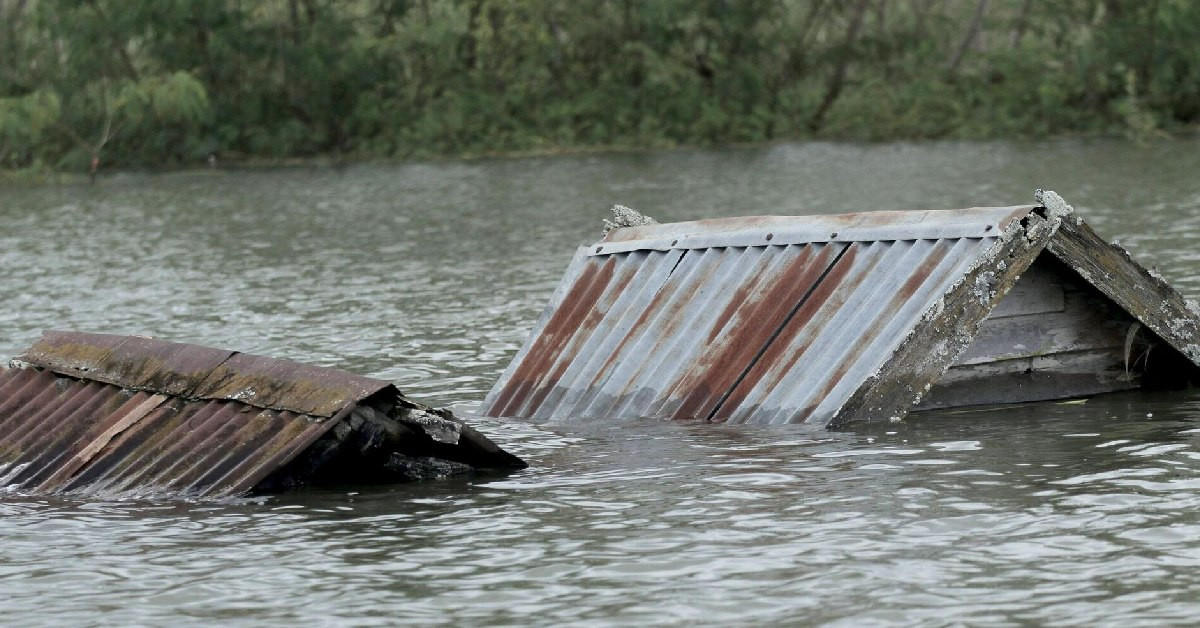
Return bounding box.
[480,205,1107,426]
[671,243,849,421]
[696,243,852,422]
[487,255,619,417]
[0,332,399,498]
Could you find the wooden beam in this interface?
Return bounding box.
[1046,214,1200,367]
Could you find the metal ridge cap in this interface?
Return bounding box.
[592,206,1035,256]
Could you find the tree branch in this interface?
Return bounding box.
[808,0,870,132]
[85,0,142,81]
[947,0,989,74]
[1010,0,1034,47]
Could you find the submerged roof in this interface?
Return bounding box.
[0,331,396,498]
[481,194,1200,427]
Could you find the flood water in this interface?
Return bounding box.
[4,139,1200,624]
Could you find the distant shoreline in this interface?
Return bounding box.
[5,131,1196,186]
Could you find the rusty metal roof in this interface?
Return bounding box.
[481,206,1036,425]
[0,331,395,498]
[15,331,390,417]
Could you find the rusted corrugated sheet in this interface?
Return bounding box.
[482,206,1033,425]
[18,331,236,398]
[16,331,392,417]
[0,332,395,498]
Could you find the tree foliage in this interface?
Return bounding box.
[1,0,1199,171]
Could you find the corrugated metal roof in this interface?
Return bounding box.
[482,206,1033,425]
[16,331,391,417]
[0,331,395,498]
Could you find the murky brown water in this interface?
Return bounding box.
[3,139,1200,625]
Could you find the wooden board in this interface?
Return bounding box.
[985,261,1066,319]
[1047,215,1200,367]
[914,214,1200,412]
[917,349,1138,410]
[954,256,1134,366]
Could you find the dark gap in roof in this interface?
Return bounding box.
[666,248,689,279]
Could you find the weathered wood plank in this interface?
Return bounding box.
[955,261,1134,365]
[1046,215,1200,366]
[917,348,1137,410]
[986,261,1066,319]
[830,208,1058,426]
[957,308,1128,365]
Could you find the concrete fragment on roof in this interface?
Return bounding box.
[0,331,525,499]
[481,192,1200,427]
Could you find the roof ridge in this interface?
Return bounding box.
[592,205,1035,255]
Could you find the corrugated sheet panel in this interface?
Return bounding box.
[16,331,394,418]
[483,206,1033,425]
[17,331,235,397]
[0,332,396,498]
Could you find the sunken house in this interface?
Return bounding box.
[0,331,524,499]
[482,191,1200,427]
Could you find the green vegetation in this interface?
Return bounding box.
[2,0,1199,173]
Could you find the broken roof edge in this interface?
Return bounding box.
[829,205,1064,427]
[13,331,398,418]
[592,205,1034,256]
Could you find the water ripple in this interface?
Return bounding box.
[5,139,1200,624]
